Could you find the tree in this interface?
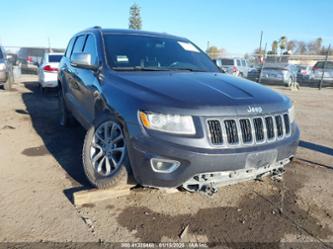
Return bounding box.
[308,37,323,54]
[287,40,296,53]
[271,40,278,54]
[279,36,287,53]
[206,46,220,59]
[129,3,142,30]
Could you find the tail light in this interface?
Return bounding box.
[232,66,238,73]
[43,65,59,72]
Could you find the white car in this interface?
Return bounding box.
[38,53,63,89]
[214,58,250,78]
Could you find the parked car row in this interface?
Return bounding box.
[212,55,333,87]
[247,64,298,87]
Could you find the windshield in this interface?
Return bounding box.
[103,34,219,72]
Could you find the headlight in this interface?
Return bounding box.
[139,111,196,135]
[0,63,6,71]
[288,105,295,123]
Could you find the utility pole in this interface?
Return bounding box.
[258,42,267,84]
[258,31,263,54]
[48,37,51,52]
[319,43,331,90]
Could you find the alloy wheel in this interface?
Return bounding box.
[90,121,126,177]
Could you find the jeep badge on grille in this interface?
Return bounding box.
[247,106,263,113]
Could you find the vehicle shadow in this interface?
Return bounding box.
[20,81,90,195]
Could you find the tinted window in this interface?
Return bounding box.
[103,34,218,72]
[49,55,63,62]
[237,60,241,66]
[83,35,98,65]
[314,61,333,69]
[65,38,75,58]
[221,59,234,65]
[241,60,246,66]
[0,49,3,59]
[71,35,86,58]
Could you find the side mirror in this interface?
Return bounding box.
[71,53,97,70]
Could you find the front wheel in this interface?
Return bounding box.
[285,77,293,87]
[82,116,131,189]
[3,73,12,90]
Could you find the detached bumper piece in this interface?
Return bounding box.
[182,157,291,194]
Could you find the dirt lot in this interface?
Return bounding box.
[0,75,332,248]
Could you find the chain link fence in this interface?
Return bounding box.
[3,46,65,78]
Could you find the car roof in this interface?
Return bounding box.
[78,27,189,41]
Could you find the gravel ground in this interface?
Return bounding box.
[0,76,332,248]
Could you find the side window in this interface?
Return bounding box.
[70,35,86,59]
[65,38,75,58]
[241,60,246,66]
[83,35,98,65]
[237,60,241,66]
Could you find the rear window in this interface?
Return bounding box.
[48,55,62,62]
[221,59,234,65]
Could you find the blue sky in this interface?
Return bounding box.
[1,0,332,54]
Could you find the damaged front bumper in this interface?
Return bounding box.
[182,157,291,193]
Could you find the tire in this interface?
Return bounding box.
[58,86,73,127]
[82,114,131,189]
[285,78,292,87]
[3,74,12,91]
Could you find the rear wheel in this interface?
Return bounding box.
[3,73,12,90]
[285,77,293,87]
[58,86,73,127]
[82,115,131,189]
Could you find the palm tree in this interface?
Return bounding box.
[272,40,278,54]
[279,36,287,54]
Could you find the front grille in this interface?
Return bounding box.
[265,116,275,139]
[207,113,291,147]
[283,114,290,134]
[275,115,283,137]
[207,120,223,145]
[239,119,252,143]
[253,118,264,142]
[224,120,239,144]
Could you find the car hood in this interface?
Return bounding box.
[110,72,291,116]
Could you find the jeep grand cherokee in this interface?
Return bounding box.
[58,27,300,191]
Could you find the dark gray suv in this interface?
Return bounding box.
[58,27,300,192]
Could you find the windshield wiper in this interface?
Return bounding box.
[166,67,208,72]
[111,66,171,71]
